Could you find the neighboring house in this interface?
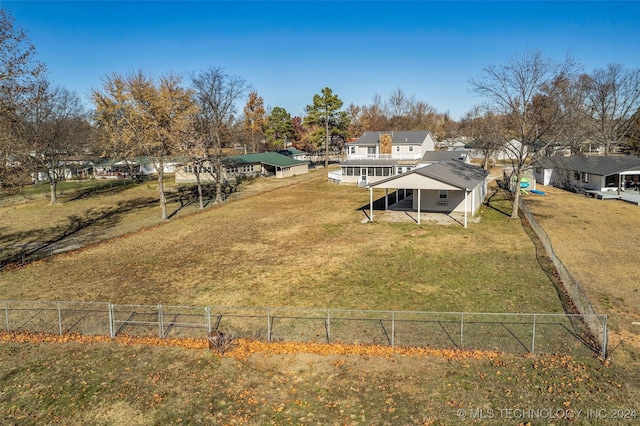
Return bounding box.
[421,150,470,165]
[95,158,153,179]
[32,159,94,182]
[333,130,437,185]
[533,155,640,192]
[277,148,309,162]
[365,159,490,228]
[175,152,309,183]
[438,137,469,151]
[468,139,527,163]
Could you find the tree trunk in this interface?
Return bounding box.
[158,163,167,221]
[49,179,57,205]
[324,116,329,169]
[510,169,523,219]
[196,170,204,209]
[483,150,490,170]
[215,155,224,204]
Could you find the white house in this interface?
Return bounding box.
[277,148,309,162]
[332,130,442,185]
[365,159,489,228]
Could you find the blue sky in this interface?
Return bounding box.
[4,1,640,120]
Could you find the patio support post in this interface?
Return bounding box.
[385,188,388,210]
[618,173,622,195]
[395,188,398,204]
[417,188,421,224]
[464,190,468,228]
[369,187,373,221]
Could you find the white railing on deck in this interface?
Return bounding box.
[346,153,422,161]
[328,171,342,182]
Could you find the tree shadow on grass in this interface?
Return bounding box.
[484,188,512,217]
[65,180,137,202]
[0,196,158,269]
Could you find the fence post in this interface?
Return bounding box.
[391,312,395,348]
[531,314,536,354]
[206,306,211,334]
[108,303,114,338]
[601,315,608,359]
[460,312,464,349]
[267,308,271,343]
[158,304,164,338]
[4,301,9,331]
[327,309,331,344]
[57,302,63,335]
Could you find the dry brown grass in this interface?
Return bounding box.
[522,185,640,363]
[0,169,559,316]
[1,171,640,424]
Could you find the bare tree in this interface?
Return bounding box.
[0,9,46,193]
[461,107,508,170]
[582,64,640,155]
[190,67,249,205]
[549,75,591,154]
[470,50,580,218]
[385,87,414,129]
[22,81,88,204]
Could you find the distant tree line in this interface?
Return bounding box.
[1,9,639,221]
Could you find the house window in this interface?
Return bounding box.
[395,146,400,152]
[409,146,414,152]
[367,167,375,176]
[383,167,391,176]
[439,190,448,199]
[349,146,355,154]
[367,147,376,155]
[535,167,542,173]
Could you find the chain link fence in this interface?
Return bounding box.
[0,300,606,358]
[518,198,608,357]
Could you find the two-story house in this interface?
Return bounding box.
[332,131,434,185]
[331,130,469,185]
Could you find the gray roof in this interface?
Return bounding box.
[277,148,307,156]
[368,159,489,190]
[348,131,432,146]
[227,152,307,167]
[535,155,640,176]
[421,151,467,162]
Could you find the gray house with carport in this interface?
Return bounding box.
[365,159,489,228]
[533,155,640,193]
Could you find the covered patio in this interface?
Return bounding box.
[365,160,489,228]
